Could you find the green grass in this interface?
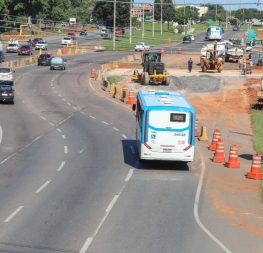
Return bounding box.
[107,75,122,84]
[251,110,263,155]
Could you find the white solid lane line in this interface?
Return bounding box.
[125,169,134,182]
[57,161,65,171]
[79,237,93,253]
[105,195,119,213]
[4,206,24,222]
[194,146,232,253]
[0,125,2,144]
[36,181,51,193]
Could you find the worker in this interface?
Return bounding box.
[209,51,213,62]
[188,58,193,73]
[242,60,247,75]
[249,59,253,74]
[238,56,243,70]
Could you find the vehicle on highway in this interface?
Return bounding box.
[80,30,87,36]
[6,39,19,53]
[207,26,222,41]
[135,42,150,51]
[183,35,192,43]
[97,23,106,29]
[233,25,239,31]
[0,51,5,63]
[0,67,15,85]
[67,32,76,40]
[0,83,15,104]
[38,54,52,66]
[18,45,33,55]
[50,56,66,70]
[115,28,122,35]
[35,40,48,50]
[132,90,196,162]
[61,37,73,45]
[60,22,66,27]
[32,38,43,47]
[188,34,195,41]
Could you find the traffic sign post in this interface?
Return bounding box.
[174,28,179,34]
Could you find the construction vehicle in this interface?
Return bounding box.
[131,52,171,86]
[200,42,224,73]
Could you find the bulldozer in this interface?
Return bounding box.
[200,42,224,73]
[131,52,171,85]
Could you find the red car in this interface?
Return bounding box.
[115,28,122,35]
[18,45,33,55]
[32,38,43,47]
[67,32,76,40]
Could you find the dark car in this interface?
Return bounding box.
[38,54,52,66]
[0,51,5,63]
[0,83,14,104]
[233,25,239,31]
[18,45,33,55]
[32,38,43,47]
[183,35,192,43]
[80,30,87,36]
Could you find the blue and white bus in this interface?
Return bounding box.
[207,26,222,41]
[133,90,196,162]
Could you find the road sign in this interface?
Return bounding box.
[174,28,179,34]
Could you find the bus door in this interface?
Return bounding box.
[145,110,193,154]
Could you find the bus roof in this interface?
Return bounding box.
[138,90,195,111]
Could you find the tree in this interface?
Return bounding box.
[92,1,131,27]
[174,6,199,23]
[154,0,175,23]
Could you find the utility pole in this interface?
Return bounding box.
[113,0,116,50]
[152,3,154,37]
[129,0,132,44]
[161,0,163,34]
[142,1,145,39]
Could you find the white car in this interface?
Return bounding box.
[61,37,73,45]
[6,43,19,53]
[35,40,48,50]
[0,67,15,86]
[188,34,195,41]
[135,42,150,51]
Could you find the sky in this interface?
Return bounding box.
[133,0,261,11]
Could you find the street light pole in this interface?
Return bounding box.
[113,0,116,50]
[161,0,163,34]
[142,1,145,39]
[130,0,132,44]
[152,3,154,37]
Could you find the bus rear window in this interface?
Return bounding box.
[170,113,186,122]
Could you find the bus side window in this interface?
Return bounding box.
[137,100,143,127]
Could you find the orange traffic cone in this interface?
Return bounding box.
[177,47,181,54]
[195,118,200,137]
[126,90,136,104]
[209,129,221,151]
[167,38,171,44]
[247,154,263,180]
[212,138,225,163]
[161,48,165,56]
[90,67,96,78]
[225,144,240,168]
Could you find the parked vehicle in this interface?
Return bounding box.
[80,30,87,35]
[0,51,5,63]
[0,67,15,85]
[97,23,106,29]
[61,37,73,45]
[38,54,52,66]
[101,29,112,38]
[233,25,239,31]
[115,28,122,34]
[135,42,150,51]
[50,57,66,70]
[0,83,15,104]
[35,40,48,50]
[18,45,33,55]
[67,32,76,40]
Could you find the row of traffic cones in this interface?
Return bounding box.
[206,128,263,180]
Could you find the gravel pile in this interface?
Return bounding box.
[171,75,247,93]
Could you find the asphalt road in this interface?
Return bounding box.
[0,48,261,252]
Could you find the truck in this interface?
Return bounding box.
[6,39,19,53]
[69,18,77,28]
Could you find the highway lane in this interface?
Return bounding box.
[0,51,261,253]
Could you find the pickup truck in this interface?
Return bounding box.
[6,40,19,53]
